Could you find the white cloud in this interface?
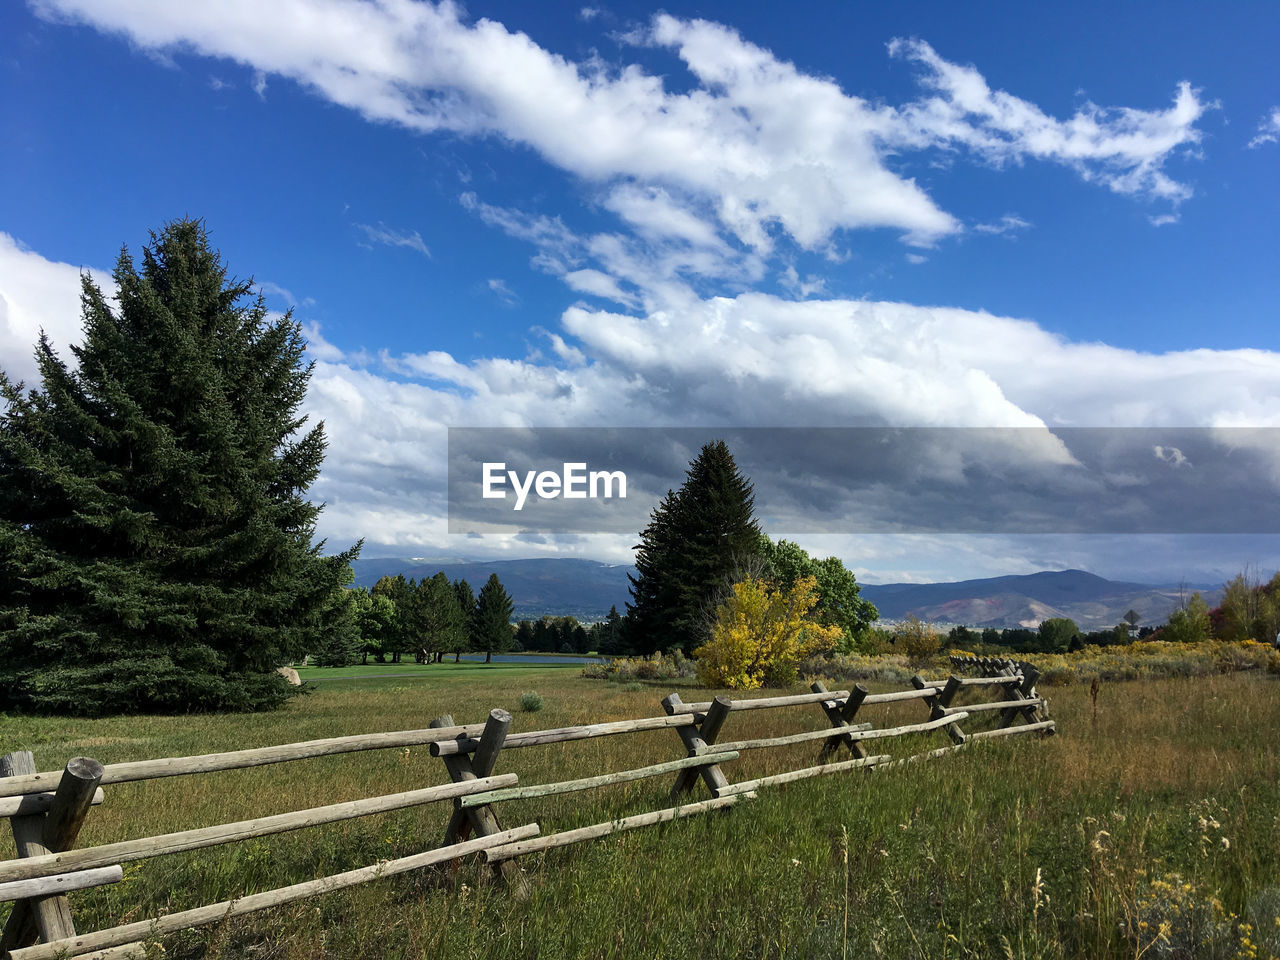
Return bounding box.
[602,184,722,249]
[778,265,827,297]
[562,269,639,307]
[6,238,1280,574]
[31,1,1208,260]
[0,233,111,386]
[255,280,297,306]
[1247,107,1280,148]
[973,214,1031,236]
[298,291,1280,555]
[888,39,1211,205]
[905,253,927,265]
[354,221,431,258]
[487,277,519,306]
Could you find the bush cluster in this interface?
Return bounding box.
[580,650,698,683]
[798,640,1280,689]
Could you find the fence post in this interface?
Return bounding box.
[996,665,1051,732]
[0,754,102,954]
[429,712,529,897]
[811,681,869,763]
[663,694,733,799]
[912,675,967,746]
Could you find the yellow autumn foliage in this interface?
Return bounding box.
[693,575,843,689]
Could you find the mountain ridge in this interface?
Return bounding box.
[350,558,1219,628]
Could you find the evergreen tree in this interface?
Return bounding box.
[0,219,359,714]
[453,578,479,651]
[312,569,361,667]
[532,618,552,651]
[422,573,467,661]
[475,573,515,663]
[514,620,535,652]
[627,440,760,654]
[599,605,624,654]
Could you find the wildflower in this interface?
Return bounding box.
[1220,836,1230,850]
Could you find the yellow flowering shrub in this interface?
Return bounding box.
[694,575,842,689]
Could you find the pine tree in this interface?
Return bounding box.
[475,573,515,663]
[514,620,534,652]
[421,573,467,661]
[453,578,479,654]
[0,219,359,714]
[626,440,760,654]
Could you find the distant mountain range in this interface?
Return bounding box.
[350,558,1218,629]
[858,569,1220,630]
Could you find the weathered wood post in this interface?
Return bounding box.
[0,754,103,953]
[912,675,967,746]
[663,693,733,799]
[429,712,529,897]
[996,665,1051,732]
[811,681,869,762]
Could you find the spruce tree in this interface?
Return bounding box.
[420,573,467,661]
[453,578,479,652]
[0,219,359,714]
[626,440,760,654]
[475,573,515,663]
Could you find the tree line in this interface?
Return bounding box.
[334,571,515,666]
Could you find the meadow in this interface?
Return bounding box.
[1,662,1277,960]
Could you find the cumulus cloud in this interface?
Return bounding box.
[299,292,1280,556]
[6,238,1279,573]
[32,0,1207,259]
[0,233,111,386]
[1247,107,1280,148]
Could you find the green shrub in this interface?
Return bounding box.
[518,691,544,712]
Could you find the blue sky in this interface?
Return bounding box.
[2,0,1279,585]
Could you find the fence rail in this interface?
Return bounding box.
[0,663,1055,960]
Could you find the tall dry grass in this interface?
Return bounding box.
[0,666,1276,959]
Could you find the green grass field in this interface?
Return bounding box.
[294,660,586,688]
[2,667,1278,959]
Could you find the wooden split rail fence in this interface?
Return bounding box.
[1,666,1054,960]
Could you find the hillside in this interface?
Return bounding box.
[859,569,1220,629]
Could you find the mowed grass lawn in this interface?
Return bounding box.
[1,666,1278,960]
